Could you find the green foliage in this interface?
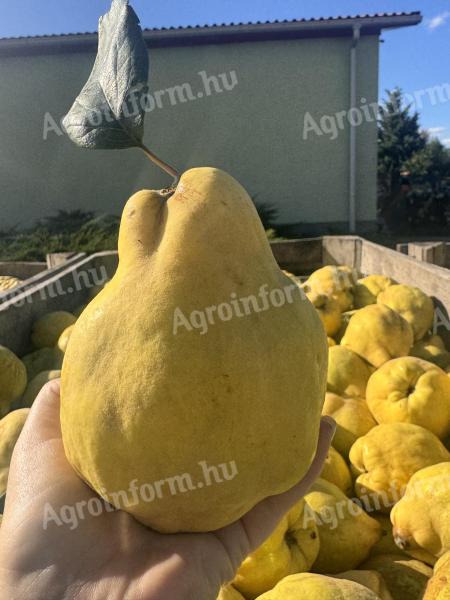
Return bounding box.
[378,88,450,230]
[0,213,120,261]
[404,138,450,226]
[39,209,96,234]
[378,88,426,200]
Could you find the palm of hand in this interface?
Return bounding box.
[0,381,334,600]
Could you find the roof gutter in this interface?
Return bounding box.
[0,13,422,57]
[349,24,361,234]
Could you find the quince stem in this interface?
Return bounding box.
[139,143,179,185]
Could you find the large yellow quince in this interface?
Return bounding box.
[256,573,382,599]
[377,284,434,342]
[366,357,450,439]
[61,168,328,533]
[327,345,372,398]
[353,275,396,309]
[304,265,356,311]
[360,554,433,600]
[322,393,377,458]
[306,290,342,337]
[391,462,450,564]
[320,446,353,495]
[423,551,450,599]
[32,311,77,349]
[0,408,30,496]
[341,304,414,367]
[0,346,27,414]
[350,423,450,513]
[233,499,319,598]
[304,478,381,573]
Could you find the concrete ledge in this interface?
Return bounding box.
[0,251,118,355]
[0,261,47,279]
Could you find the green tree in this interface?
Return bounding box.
[404,138,450,226]
[378,88,426,215]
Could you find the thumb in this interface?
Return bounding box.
[16,379,62,450]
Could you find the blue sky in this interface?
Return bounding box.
[1,0,449,145]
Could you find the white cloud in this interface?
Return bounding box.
[441,138,450,147]
[427,126,446,135]
[427,11,450,30]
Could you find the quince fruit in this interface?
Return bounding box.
[0,408,29,496]
[306,290,342,337]
[32,311,77,349]
[21,370,61,408]
[218,585,245,600]
[341,304,414,367]
[0,276,23,291]
[256,573,382,599]
[322,393,377,458]
[410,335,450,370]
[336,571,393,600]
[335,309,358,343]
[320,446,352,495]
[366,357,450,439]
[304,265,356,311]
[61,168,328,533]
[353,275,396,309]
[233,499,319,598]
[303,478,381,573]
[377,284,434,342]
[327,346,372,398]
[391,462,450,564]
[21,347,63,382]
[350,423,450,513]
[0,346,27,414]
[423,551,450,599]
[369,515,408,558]
[360,554,432,600]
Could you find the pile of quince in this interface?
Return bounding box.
[1,263,450,599]
[218,266,450,599]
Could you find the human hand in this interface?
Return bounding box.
[0,380,335,600]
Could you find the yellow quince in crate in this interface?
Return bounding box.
[327,345,372,398]
[304,478,381,574]
[306,289,342,337]
[0,346,27,414]
[391,462,450,564]
[322,393,377,459]
[350,423,450,512]
[341,304,414,367]
[366,357,450,439]
[61,168,327,533]
[0,408,30,496]
[256,573,382,599]
[233,499,319,599]
[377,284,434,342]
[423,551,450,599]
[353,275,396,309]
[304,265,356,311]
